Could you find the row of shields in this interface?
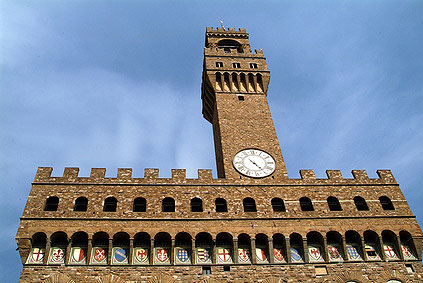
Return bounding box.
[26,243,416,265]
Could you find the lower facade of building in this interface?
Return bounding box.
[20,262,422,282]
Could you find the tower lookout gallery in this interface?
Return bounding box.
[16,27,423,282]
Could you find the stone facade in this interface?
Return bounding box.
[16,27,423,282]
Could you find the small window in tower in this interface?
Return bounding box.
[406,264,415,273]
[237,95,244,101]
[250,63,258,69]
[223,266,230,272]
[379,196,395,210]
[103,197,117,212]
[44,196,59,211]
[202,266,212,275]
[232,62,241,68]
[216,62,223,68]
[74,197,88,211]
[224,47,230,53]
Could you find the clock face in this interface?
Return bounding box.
[233,149,276,178]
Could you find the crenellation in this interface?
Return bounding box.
[144,168,159,179]
[62,167,79,181]
[377,169,397,183]
[198,169,213,180]
[90,168,106,180]
[34,167,53,182]
[299,169,316,180]
[325,169,343,181]
[171,169,186,181]
[117,168,132,179]
[352,170,369,181]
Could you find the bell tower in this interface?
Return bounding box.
[201,27,288,180]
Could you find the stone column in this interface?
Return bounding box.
[342,237,349,262]
[129,238,134,265]
[228,72,233,92]
[233,238,238,264]
[191,239,196,264]
[171,239,175,265]
[395,235,404,260]
[250,238,257,264]
[66,239,72,265]
[252,75,258,93]
[361,239,368,261]
[150,239,154,265]
[285,236,291,263]
[302,238,309,263]
[378,237,386,261]
[212,239,217,264]
[44,238,51,265]
[322,237,329,262]
[268,238,274,264]
[108,239,113,265]
[87,238,92,265]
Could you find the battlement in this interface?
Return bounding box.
[33,167,397,185]
[206,27,247,34]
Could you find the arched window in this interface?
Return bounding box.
[382,230,400,260]
[73,197,88,211]
[354,196,369,211]
[399,230,417,260]
[307,231,325,262]
[191,197,203,212]
[364,230,382,260]
[103,197,117,212]
[133,197,146,212]
[345,230,364,261]
[326,231,344,262]
[217,39,242,53]
[69,232,88,264]
[27,232,47,264]
[379,196,395,210]
[300,197,314,211]
[327,196,342,211]
[290,233,304,262]
[162,197,175,212]
[271,198,286,212]
[215,198,228,212]
[243,197,257,212]
[44,196,59,211]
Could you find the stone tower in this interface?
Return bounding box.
[16,27,423,282]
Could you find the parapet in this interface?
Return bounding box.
[206,27,247,34]
[33,167,397,185]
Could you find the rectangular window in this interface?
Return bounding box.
[202,266,211,275]
[223,266,230,272]
[250,63,258,69]
[237,95,245,101]
[315,266,328,276]
[216,62,223,68]
[232,62,241,68]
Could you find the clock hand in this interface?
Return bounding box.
[248,158,262,170]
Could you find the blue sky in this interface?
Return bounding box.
[1,0,422,281]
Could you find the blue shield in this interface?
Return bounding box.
[114,248,127,262]
[290,247,301,262]
[177,248,189,262]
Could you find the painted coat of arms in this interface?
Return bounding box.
[196,247,211,264]
[237,248,251,263]
[175,248,191,264]
[383,243,398,259]
[255,248,268,263]
[26,247,45,264]
[112,247,128,264]
[133,247,149,264]
[217,247,232,264]
[328,245,342,262]
[401,244,416,260]
[308,245,323,262]
[48,247,65,264]
[154,248,170,264]
[365,243,380,260]
[273,248,284,263]
[290,247,303,262]
[69,247,86,264]
[91,247,107,264]
[346,244,362,260]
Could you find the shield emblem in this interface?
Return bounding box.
[256,248,267,262]
[346,244,360,260]
[383,244,398,259]
[197,248,211,263]
[156,248,168,262]
[308,245,322,261]
[217,248,232,263]
[290,247,302,262]
[133,248,149,264]
[401,245,416,260]
[238,248,250,263]
[27,248,45,264]
[49,247,64,264]
[176,248,190,263]
[273,248,284,262]
[70,247,86,264]
[365,243,380,260]
[328,245,342,261]
[113,248,128,264]
[92,247,107,264]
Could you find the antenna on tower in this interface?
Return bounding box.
[219,20,224,29]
